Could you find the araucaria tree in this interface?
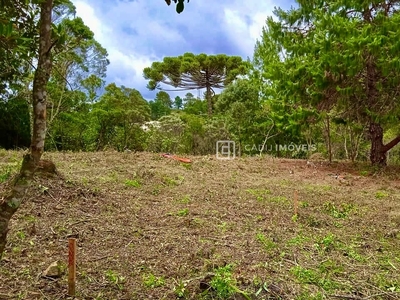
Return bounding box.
[253,0,400,166]
[143,53,249,115]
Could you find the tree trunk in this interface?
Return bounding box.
[31,0,53,164]
[205,84,212,116]
[205,70,212,116]
[326,115,332,163]
[369,122,386,166]
[0,155,35,257]
[0,0,54,259]
[369,122,400,166]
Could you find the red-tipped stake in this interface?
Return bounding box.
[68,238,77,296]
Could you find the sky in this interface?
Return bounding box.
[71,0,295,101]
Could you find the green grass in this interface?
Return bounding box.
[124,179,141,187]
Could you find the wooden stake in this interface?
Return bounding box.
[68,238,77,296]
[294,190,299,216]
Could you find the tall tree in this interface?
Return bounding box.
[91,83,150,150]
[0,0,56,257]
[0,0,190,259]
[182,92,207,115]
[143,53,249,115]
[253,0,400,166]
[174,96,183,110]
[149,91,173,120]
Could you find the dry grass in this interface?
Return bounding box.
[0,150,400,300]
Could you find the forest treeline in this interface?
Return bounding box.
[2,0,400,165]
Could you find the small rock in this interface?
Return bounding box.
[42,261,64,278]
[306,160,316,168]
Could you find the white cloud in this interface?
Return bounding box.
[222,0,276,57]
[71,0,293,100]
[73,1,112,43]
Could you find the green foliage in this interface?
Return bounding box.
[245,189,271,202]
[144,53,249,114]
[0,166,13,183]
[375,190,389,199]
[142,273,165,288]
[209,265,236,298]
[256,233,276,251]
[323,202,354,219]
[105,270,126,290]
[125,179,141,188]
[0,97,31,149]
[144,53,248,91]
[173,279,188,297]
[182,92,207,115]
[176,208,189,216]
[290,265,339,291]
[253,0,400,164]
[165,0,190,14]
[205,264,251,299]
[173,96,183,110]
[149,91,172,120]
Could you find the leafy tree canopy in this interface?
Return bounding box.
[143,53,249,115]
[253,0,400,165]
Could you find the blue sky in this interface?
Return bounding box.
[71,0,295,100]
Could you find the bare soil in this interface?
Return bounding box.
[1,151,400,300]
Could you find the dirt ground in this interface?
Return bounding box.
[0,150,400,300]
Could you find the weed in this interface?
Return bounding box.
[268,195,288,204]
[306,216,322,227]
[16,231,26,240]
[81,177,89,185]
[12,247,21,254]
[177,208,189,217]
[304,184,332,193]
[300,201,309,208]
[209,264,250,299]
[181,162,192,170]
[245,189,271,202]
[256,233,276,251]
[125,179,141,187]
[179,194,191,204]
[296,291,324,300]
[291,265,338,291]
[142,273,165,288]
[151,185,161,195]
[339,243,365,262]
[373,272,400,292]
[315,233,336,253]
[318,259,344,275]
[375,190,389,199]
[0,166,12,183]
[162,175,183,186]
[173,279,188,298]
[217,221,228,233]
[105,270,126,290]
[288,234,309,246]
[323,202,354,218]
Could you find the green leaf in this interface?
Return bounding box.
[176,0,184,13]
